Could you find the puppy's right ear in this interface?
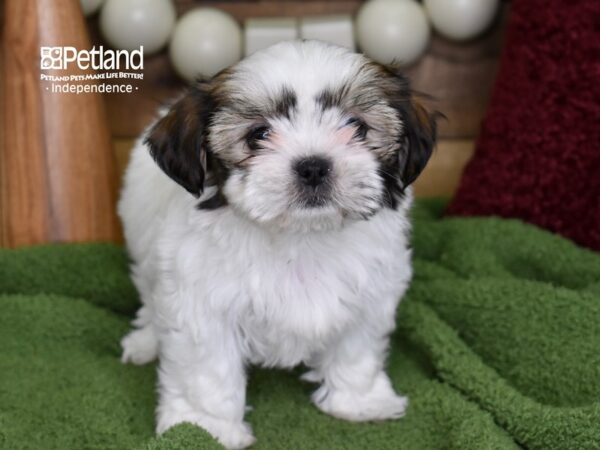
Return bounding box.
[144,85,214,197]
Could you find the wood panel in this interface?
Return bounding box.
[176,0,363,18]
[1,0,121,247]
[413,139,475,198]
[1,0,51,246]
[407,22,504,139]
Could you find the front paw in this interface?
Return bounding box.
[157,408,256,449]
[312,373,408,422]
[300,370,323,383]
[206,420,256,450]
[121,326,158,365]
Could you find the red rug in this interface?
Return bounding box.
[446,0,600,251]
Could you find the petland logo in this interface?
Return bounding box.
[40,46,144,94]
[40,46,144,71]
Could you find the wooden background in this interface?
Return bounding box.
[1,0,121,247]
[96,0,508,198]
[0,0,508,246]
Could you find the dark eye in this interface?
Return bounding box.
[344,117,368,140]
[246,126,271,150]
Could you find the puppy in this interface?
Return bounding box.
[118,40,437,449]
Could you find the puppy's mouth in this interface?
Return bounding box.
[296,186,332,209]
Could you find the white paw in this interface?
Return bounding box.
[313,373,408,422]
[209,420,256,450]
[120,326,158,365]
[157,408,256,450]
[300,370,323,383]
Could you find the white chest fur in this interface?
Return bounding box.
[152,196,411,367]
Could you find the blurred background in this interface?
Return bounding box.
[1,0,508,246]
[93,0,507,198]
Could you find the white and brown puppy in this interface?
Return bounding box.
[119,40,437,449]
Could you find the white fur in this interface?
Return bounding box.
[119,41,414,449]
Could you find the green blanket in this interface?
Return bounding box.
[1,200,599,450]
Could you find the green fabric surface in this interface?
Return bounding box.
[1,199,599,450]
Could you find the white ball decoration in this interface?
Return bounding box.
[80,0,104,17]
[356,0,430,66]
[100,0,176,55]
[424,0,500,41]
[169,8,243,81]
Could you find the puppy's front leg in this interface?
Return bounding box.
[156,325,255,449]
[307,326,408,422]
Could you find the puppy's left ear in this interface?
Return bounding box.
[144,84,214,197]
[380,67,439,189]
[397,97,438,188]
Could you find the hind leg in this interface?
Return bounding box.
[307,325,407,422]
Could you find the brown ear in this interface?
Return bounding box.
[375,64,439,189]
[398,97,438,188]
[144,84,214,197]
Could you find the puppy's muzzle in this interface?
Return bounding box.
[293,156,333,208]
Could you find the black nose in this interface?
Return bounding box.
[294,156,332,188]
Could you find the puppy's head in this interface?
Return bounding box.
[146,40,437,231]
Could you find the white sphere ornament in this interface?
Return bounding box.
[356,0,430,66]
[80,0,104,17]
[100,0,176,55]
[424,0,500,41]
[169,8,243,81]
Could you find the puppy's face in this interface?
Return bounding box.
[147,41,437,231]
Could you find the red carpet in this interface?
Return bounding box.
[447,0,600,251]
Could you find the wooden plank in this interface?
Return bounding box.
[1,0,121,247]
[413,139,475,198]
[175,0,363,19]
[1,0,51,246]
[407,11,506,139]
[114,138,136,179]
